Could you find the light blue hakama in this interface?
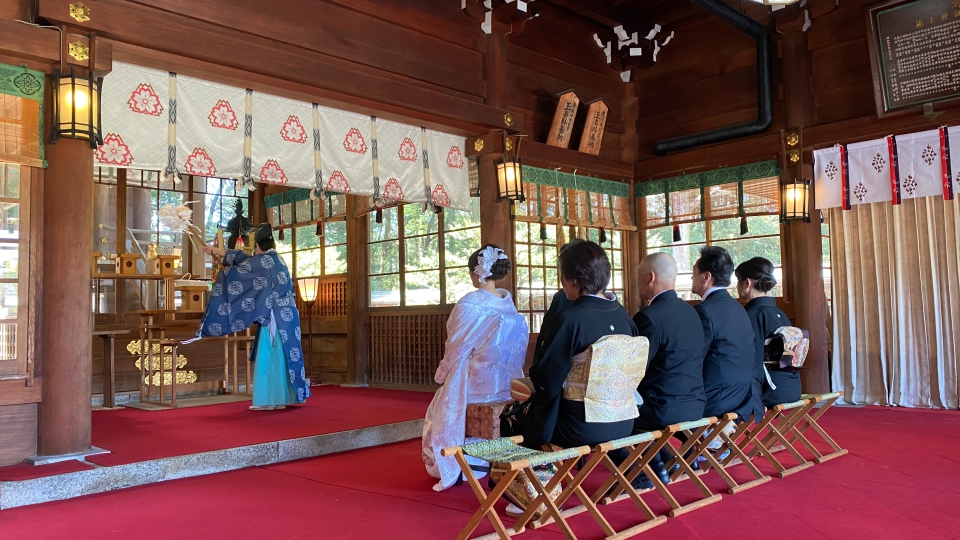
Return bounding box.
[252,326,297,407]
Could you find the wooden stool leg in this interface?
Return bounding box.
[453,451,519,540]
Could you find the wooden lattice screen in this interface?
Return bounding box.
[369,311,449,389]
[295,277,347,318]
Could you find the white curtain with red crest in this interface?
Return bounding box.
[316,105,374,197]
[175,76,247,179]
[425,129,470,211]
[95,61,169,170]
[251,93,316,189]
[374,118,427,206]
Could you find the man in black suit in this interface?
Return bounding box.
[691,246,763,424]
[625,252,707,488]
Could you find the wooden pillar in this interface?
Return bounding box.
[479,154,515,295]
[38,137,94,456]
[345,196,369,385]
[480,33,515,294]
[781,30,829,394]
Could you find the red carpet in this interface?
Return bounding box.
[86,386,432,466]
[1,406,958,539]
[0,386,432,477]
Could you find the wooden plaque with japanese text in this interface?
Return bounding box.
[866,0,960,116]
[578,99,608,155]
[546,91,580,148]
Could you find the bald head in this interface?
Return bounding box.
[637,252,677,301]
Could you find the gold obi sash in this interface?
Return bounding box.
[562,335,650,423]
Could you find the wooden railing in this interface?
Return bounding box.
[369,311,449,389]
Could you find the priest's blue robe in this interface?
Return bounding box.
[196,249,311,403]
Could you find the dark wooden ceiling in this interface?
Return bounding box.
[541,0,774,30]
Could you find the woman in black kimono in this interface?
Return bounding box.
[524,241,638,449]
[736,257,801,407]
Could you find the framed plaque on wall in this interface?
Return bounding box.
[866,0,960,117]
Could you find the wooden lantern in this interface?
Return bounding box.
[114,254,141,275]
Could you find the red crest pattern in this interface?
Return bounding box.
[208,100,239,130]
[343,127,368,154]
[327,170,352,193]
[280,115,307,144]
[259,160,288,185]
[398,137,418,162]
[127,83,163,116]
[185,148,216,176]
[382,178,404,203]
[431,184,452,207]
[96,133,133,166]
[446,146,465,169]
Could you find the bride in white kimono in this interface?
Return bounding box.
[423,245,528,491]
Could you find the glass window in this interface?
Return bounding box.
[367,199,480,308]
[646,215,783,300]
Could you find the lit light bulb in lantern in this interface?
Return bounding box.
[67,87,90,110]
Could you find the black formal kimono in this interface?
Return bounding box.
[632,290,706,430]
[744,297,801,407]
[695,289,763,422]
[525,295,637,449]
[533,290,576,358]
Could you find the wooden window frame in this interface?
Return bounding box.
[0,164,32,378]
[367,200,481,310]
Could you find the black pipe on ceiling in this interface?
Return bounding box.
[651,0,773,156]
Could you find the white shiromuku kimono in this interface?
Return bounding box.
[423,288,529,491]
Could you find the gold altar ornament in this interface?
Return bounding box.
[474,139,484,152]
[789,149,801,163]
[786,132,800,147]
[504,138,513,152]
[504,113,514,127]
[68,41,90,62]
[69,2,91,22]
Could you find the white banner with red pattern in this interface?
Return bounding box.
[96,62,470,208]
[175,75,247,180]
[316,105,375,197]
[373,118,428,206]
[815,126,960,209]
[251,93,316,189]
[424,129,470,211]
[95,62,169,170]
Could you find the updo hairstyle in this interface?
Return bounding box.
[735,257,777,293]
[468,244,511,282]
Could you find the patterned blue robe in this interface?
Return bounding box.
[196,249,311,403]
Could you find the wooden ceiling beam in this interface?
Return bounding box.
[0,19,111,72]
[37,0,520,134]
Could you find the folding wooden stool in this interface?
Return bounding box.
[601,419,723,518]
[663,412,772,494]
[441,436,590,540]
[528,430,669,539]
[716,400,815,479]
[788,392,848,464]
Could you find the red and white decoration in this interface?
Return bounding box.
[251,93,315,189]
[98,62,169,169]
[95,134,134,166]
[375,119,427,205]
[176,76,246,179]
[97,63,471,206]
[317,105,373,196]
[815,126,960,209]
[426,129,471,211]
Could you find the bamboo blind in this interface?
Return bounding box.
[0,94,42,168]
[369,311,449,388]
